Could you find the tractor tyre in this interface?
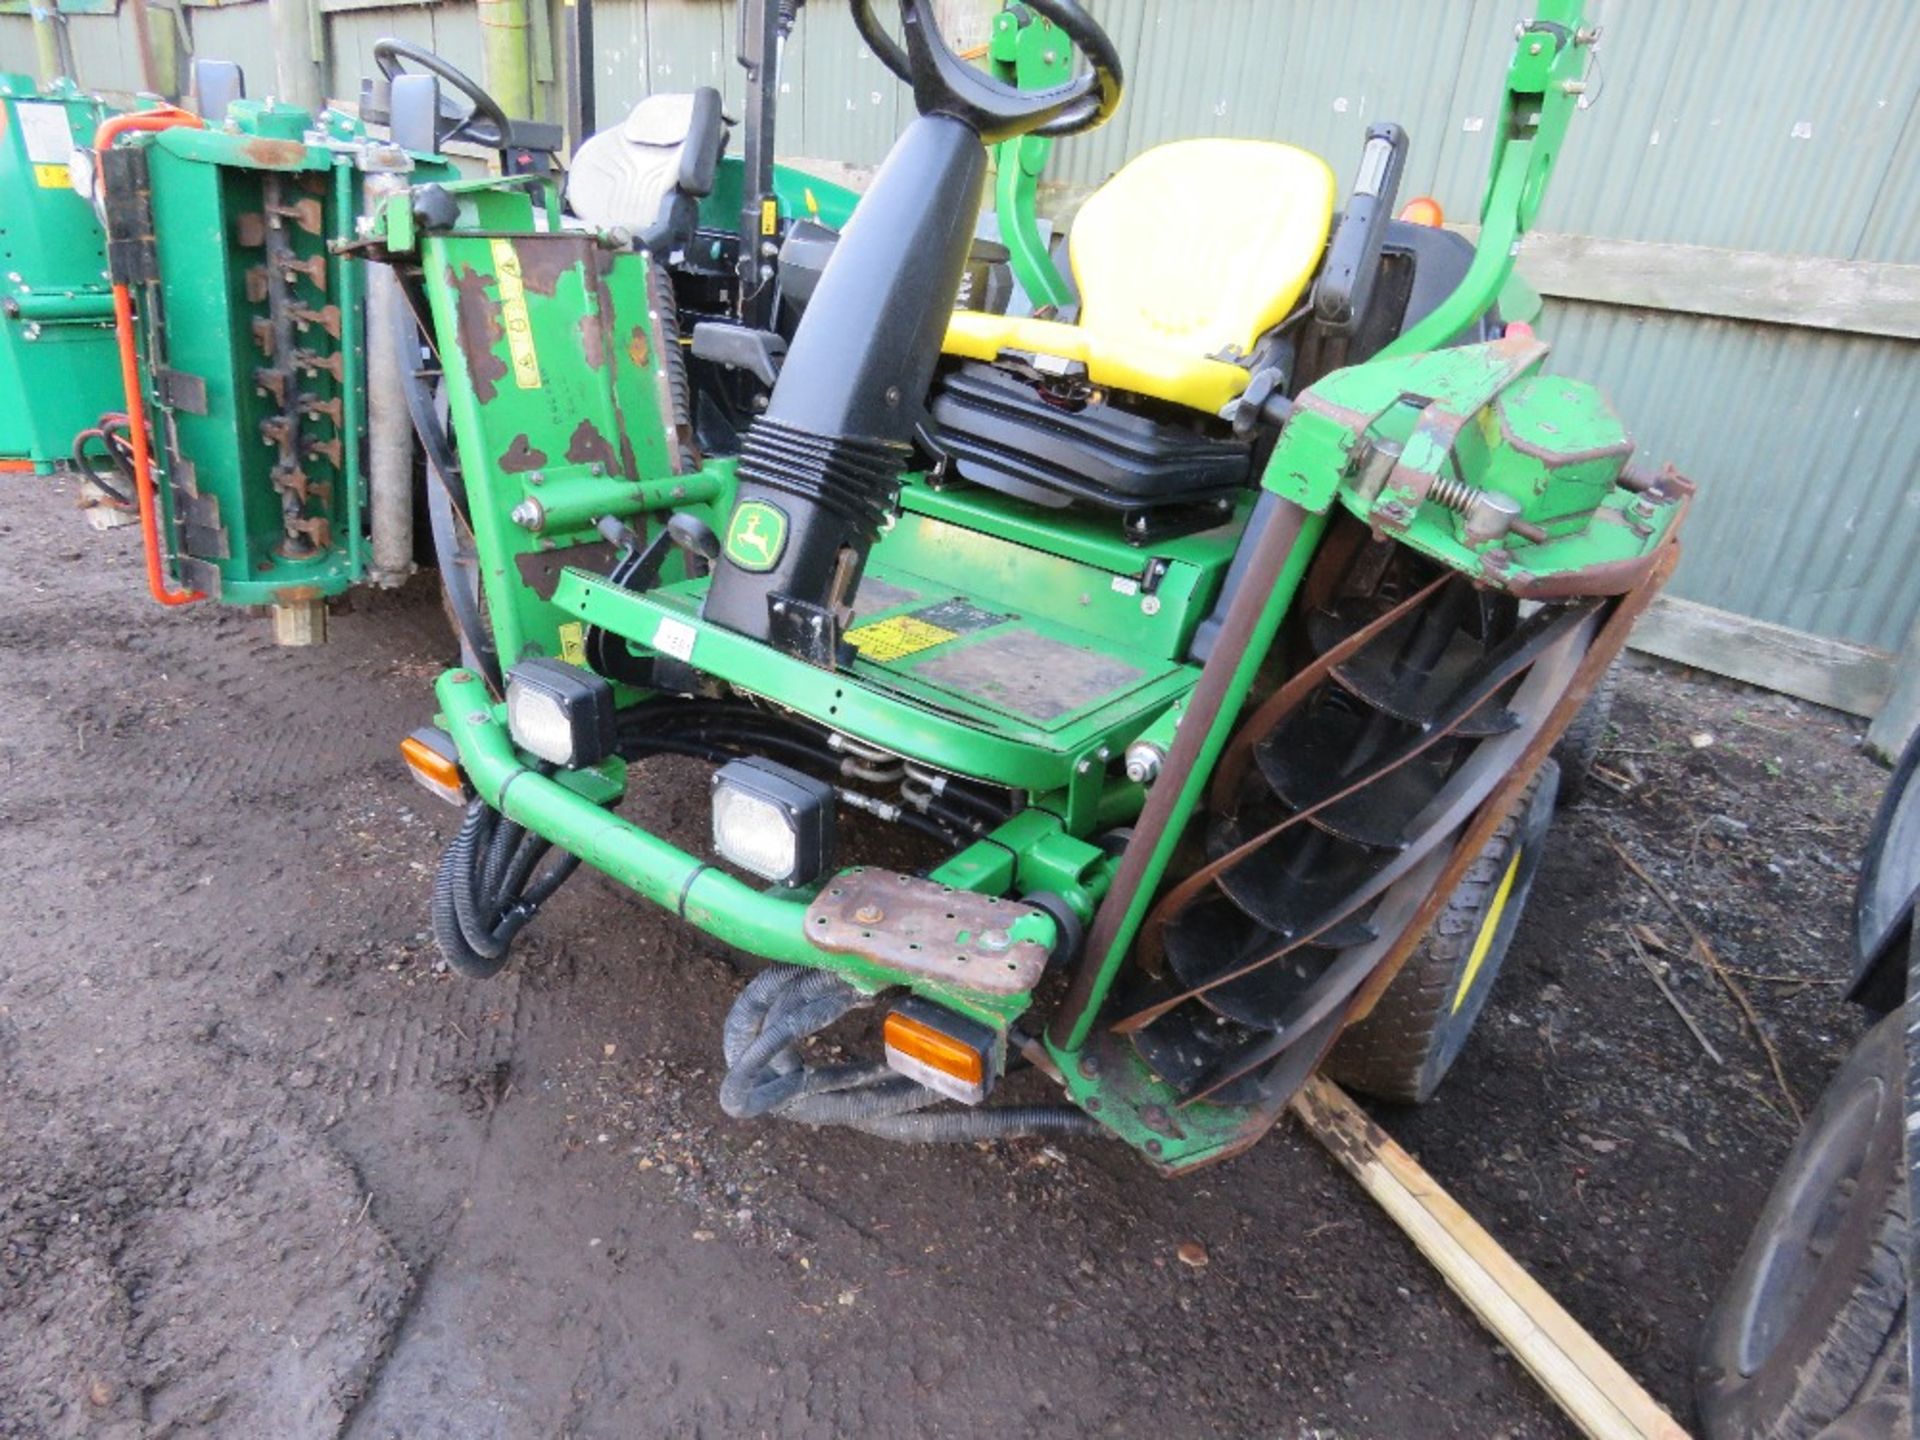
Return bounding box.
[1550,662,1618,806]
[1326,760,1559,1105]
[422,383,499,688]
[1695,1009,1909,1440]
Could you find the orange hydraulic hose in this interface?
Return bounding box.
[94,106,206,606]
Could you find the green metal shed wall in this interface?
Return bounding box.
[7,0,1917,650]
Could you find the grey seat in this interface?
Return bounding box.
[566,88,727,254]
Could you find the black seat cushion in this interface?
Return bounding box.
[927,363,1252,518]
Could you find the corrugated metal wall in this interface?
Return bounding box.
[7,0,1918,650]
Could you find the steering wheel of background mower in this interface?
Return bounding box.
[373,38,513,149]
[851,0,1123,143]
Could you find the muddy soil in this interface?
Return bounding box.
[0,476,1891,1438]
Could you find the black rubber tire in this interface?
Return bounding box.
[1550,662,1618,806]
[1695,1009,1909,1440]
[1851,724,1920,1014]
[1326,761,1560,1105]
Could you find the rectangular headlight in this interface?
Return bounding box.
[505,658,616,768]
[711,756,834,887]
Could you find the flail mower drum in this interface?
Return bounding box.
[376,0,1692,1172]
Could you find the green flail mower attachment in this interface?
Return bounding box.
[375,0,1691,1171]
[85,82,461,637]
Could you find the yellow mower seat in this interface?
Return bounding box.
[944,139,1337,414]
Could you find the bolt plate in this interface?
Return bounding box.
[804,869,1047,996]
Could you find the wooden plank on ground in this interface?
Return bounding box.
[1627,595,1895,720]
[1291,1076,1692,1440]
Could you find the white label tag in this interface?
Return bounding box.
[1109,575,1140,597]
[16,101,74,166]
[651,615,696,662]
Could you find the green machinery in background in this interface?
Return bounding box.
[367,0,1693,1171]
[94,65,463,638]
[0,74,122,475]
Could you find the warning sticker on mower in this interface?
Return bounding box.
[846,614,957,663]
[16,101,74,167]
[488,238,544,390]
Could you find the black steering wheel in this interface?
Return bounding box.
[373,38,514,150]
[851,0,1123,143]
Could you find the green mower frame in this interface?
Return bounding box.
[369,0,1689,1171]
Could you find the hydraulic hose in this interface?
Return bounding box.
[432,800,581,978]
[718,963,1105,1142]
[71,414,138,509]
[94,107,206,608]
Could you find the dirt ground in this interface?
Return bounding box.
[0,474,1893,1439]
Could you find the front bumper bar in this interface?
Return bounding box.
[435,669,1054,1026]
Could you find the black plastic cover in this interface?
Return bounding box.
[1313,123,1408,332]
[928,363,1252,511]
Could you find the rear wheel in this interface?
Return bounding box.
[1550,662,1618,805]
[1695,1010,1909,1440]
[1326,760,1559,1104]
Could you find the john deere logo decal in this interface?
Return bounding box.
[724,499,788,572]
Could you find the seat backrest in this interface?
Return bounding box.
[1068,139,1337,363]
[567,89,723,236]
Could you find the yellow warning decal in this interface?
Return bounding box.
[489,237,543,390]
[760,198,779,236]
[846,614,957,663]
[1452,848,1523,1013]
[33,163,69,189]
[557,621,587,666]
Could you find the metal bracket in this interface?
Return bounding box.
[513,540,620,601]
[804,869,1048,996]
[768,592,841,668]
[155,369,209,415]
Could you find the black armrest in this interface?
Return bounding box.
[1312,122,1408,333]
[640,191,699,257]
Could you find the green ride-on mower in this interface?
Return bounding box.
[371,0,1692,1171]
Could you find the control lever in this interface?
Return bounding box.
[1228,368,1295,440]
[586,514,721,687]
[690,322,787,387]
[596,512,720,594]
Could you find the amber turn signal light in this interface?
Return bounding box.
[401,727,469,807]
[883,999,995,1106]
[1399,195,1445,227]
